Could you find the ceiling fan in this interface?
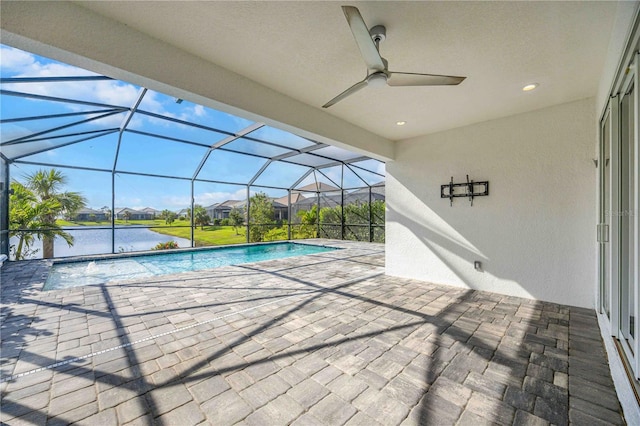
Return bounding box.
[323,6,466,108]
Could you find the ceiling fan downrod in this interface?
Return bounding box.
[369,25,386,49]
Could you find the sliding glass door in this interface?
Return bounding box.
[599,53,639,379]
[619,68,637,365]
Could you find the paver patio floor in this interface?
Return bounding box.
[0,240,625,425]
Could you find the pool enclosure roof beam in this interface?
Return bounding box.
[247,160,274,187]
[116,169,193,182]
[119,89,147,132]
[312,156,385,180]
[191,122,265,181]
[113,88,147,172]
[210,122,265,150]
[0,76,113,84]
[345,163,371,187]
[315,168,342,189]
[242,134,321,153]
[124,129,219,149]
[1,110,124,146]
[311,156,371,171]
[0,108,123,124]
[246,142,330,187]
[6,128,119,146]
[0,89,129,111]
[289,169,315,190]
[269,143,329,161]
[348,161,385,178]
[14,160,112,174]
[1,71,385,193]
[11,156,298,192]
[123,128,282,164]
[12,129,120,161]
[135,110,237,138]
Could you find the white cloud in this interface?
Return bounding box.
[134,98,209,129]
[1,46,98,84]
[114,196,142,207]
[1,47,252,139]
[0,123,32,143]
[193,105,205,117]
[193,188,247,206]
[94,81,140,107]
[1,46,36,70]
[138,92,167,115]
[161,195,190,208]
[2,46,169,127]
[88,112,127,129]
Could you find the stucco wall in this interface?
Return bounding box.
[387,98,596,308]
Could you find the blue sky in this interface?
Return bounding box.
[1,45,384,211]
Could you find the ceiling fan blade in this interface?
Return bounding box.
[322,79,368,108]
[342,6,385,72]
[388,72,466,86]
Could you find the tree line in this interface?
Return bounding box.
[248,192,385,243]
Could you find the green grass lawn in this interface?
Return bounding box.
[56,219,246,246]
[152,225,246,246]
[57,219,172,227]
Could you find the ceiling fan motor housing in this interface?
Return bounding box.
[367,72,388,87]
[369,25,386,45]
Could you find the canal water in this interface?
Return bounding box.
[9,227,192,259]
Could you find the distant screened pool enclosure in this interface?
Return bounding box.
[0,46,385,260]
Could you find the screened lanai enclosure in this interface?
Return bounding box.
[0,46,385,261]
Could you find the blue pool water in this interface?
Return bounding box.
[44,242,338,290]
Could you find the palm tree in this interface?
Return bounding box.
[229,208,244,235]
[193,205,210,230]
[161,209,176,225]
[296,205,318,238]
[9,179,82,260]
[10,181,49,260]
[22,169,86,259]
[101,206,112,222]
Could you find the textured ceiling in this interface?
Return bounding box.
[76,1,618,141]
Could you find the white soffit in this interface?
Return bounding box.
[4,1,620,142]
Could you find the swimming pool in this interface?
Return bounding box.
[44,242,339,290]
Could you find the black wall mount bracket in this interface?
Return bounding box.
[441,175,489,206]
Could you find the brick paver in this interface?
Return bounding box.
[0,240,626,424]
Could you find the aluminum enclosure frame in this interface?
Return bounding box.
[1,69,385,258]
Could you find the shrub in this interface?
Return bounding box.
[152,241,179,250]
[213,218,222,226]
[263,226,288,241]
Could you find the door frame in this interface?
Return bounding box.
[599,53,640,380]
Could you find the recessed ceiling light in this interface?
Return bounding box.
[396,121,406,126]
[522,83,539,92]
